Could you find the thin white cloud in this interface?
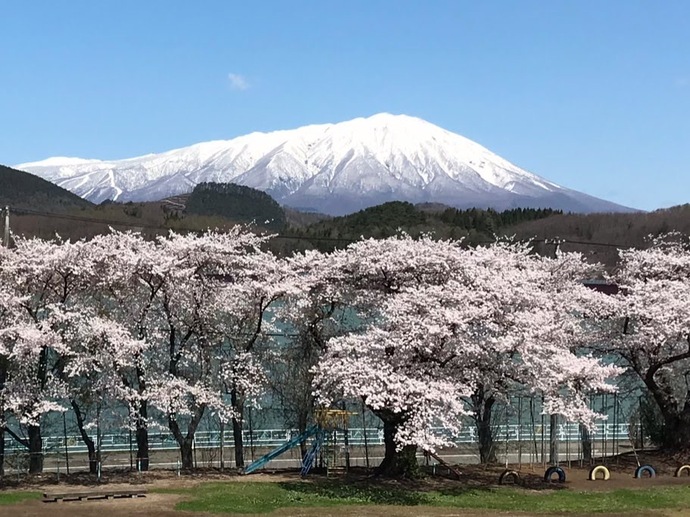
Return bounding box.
[228,73,250,91]
[675,77,689,88]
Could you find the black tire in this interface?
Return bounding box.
[544,466,566,483]
[499,469,521,485]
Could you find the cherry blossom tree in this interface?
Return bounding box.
[0,237,94,473]
[0,266,26,476]
[211,257,288,469]
[84,231,169,471]
[603,233,690,450]
[0,227,288,473]
[101,229,287,470]
[52,308,147,473]
[312,236,620,476]
[268,249,355,456]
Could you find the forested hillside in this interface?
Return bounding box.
[3,176,287,241]
[0,164,93,211]
[506,204,690,265]
[186,182,286,231]
[284,201,563,251]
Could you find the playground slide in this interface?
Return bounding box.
[428,450,462,479]
[300,428,326,477]
[242,425,319,475]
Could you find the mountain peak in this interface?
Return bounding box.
[16,115,636,215]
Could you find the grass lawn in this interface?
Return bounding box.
[156,481,690,514]
[0,491,42,505]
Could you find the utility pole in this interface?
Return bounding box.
[2,207,9,248]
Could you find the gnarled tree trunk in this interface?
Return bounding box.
[373,410,419,478]
[657,406,690,450]
[641,360,690,451]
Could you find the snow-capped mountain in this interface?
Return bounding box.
[16,113,634,215]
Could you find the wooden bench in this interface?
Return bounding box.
[43,488,147,503]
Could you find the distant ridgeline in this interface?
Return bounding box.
[286,201,562,251]
[186,182,287,231]
[0,164,93,211]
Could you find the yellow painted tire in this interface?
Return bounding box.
[675,465,690,477]
[588,465,610,481]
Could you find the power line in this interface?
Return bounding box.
[12,207,175,232]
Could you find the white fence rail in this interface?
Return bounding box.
[4,423,636,456]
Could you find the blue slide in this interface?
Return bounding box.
[242,425,319,475]
[300,428,326,477]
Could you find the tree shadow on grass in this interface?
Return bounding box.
[275,479,508,506]
[278,480,431,506]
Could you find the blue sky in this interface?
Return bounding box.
[2,1,689,211]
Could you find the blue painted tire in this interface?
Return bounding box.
[498,469,521,485]
[634,465,656,478]
[544,466,566,483]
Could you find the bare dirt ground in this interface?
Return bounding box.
[3,449,690,517]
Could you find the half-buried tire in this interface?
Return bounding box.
[544,466,566,483]
[499,470,521,485]
[634,465,656,478]
[588,465,610,481]
[675,465,690,477]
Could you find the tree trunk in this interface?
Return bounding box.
[549,414,559,465]
[168,404,206,471]
[297,408,309,458]
[135,401,149,471]
[71,400,98,474]
[374,412,419,478]
[0,425,4,478]
[219,420,225,470]
[580,424,592,462]
[28,425,43,474]
[660,411,690,450]
[179,437,194,470]
[231,389,244,468]
[473,392,497,464]
[641,371,690,451]
[0,362,6,477]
